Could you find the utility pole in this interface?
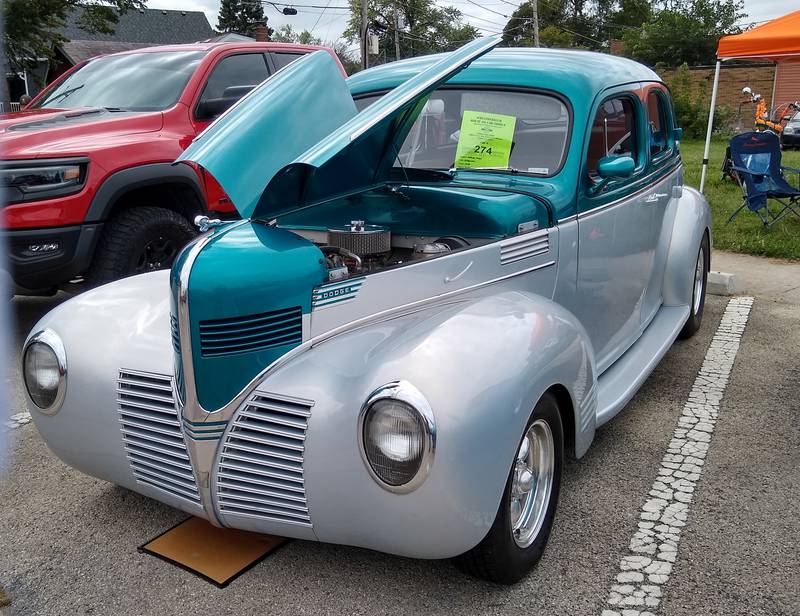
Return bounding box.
[532,0,540,47]
[394,9,401,61]
[361,0,369,70]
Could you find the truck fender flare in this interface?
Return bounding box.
[662,185,712,307]
[86,163,206,223]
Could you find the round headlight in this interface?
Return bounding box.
[23,330,66,413]
[359,381,435,493]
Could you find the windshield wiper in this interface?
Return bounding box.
[451,165,521,174]
[44,84,84,105]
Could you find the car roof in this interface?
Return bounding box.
[347,47,662,102]
[91,41,329,59]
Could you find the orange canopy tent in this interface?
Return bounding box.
[700,10,800,191]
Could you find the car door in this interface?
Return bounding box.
[640,84,681,325]
[192,52,271,134]
[574,91,652,374]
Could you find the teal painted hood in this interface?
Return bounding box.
[178,36,500,222]
[175,51,357,219]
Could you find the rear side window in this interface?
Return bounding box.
[200,54,269,102]
[647,91,671,158]
[587,97,637,177]
[271,52,306,70]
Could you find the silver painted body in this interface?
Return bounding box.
[26,172,710,558]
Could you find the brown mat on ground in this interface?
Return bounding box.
[140,517,287,587]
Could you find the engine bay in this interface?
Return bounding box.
[318,220,472,283]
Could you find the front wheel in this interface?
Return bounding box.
[678,233,709,339]
[88,207,195,286]
[455,392,564,584]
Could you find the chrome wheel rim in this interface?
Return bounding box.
[510,419,554,548]
[693,247,705,315]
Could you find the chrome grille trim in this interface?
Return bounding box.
[217,393,313,527]
[117,370,200,505]
[198,306,303,357]
[500,232,549,265]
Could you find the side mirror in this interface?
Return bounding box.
[195,96,239,121]
[597,155,635,179]
[673,127,683,142]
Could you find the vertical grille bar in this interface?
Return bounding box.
[216,393,313,527]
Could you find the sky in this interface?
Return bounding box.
[145,0,800,55]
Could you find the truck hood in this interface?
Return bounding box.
[177,36,500,221]
[0,107,163,159]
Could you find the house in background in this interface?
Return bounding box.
[6,7,215,104]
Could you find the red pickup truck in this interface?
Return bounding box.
[1,42,343,296]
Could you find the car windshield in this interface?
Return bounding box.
[355,88,570,177]
[33,51,206,112]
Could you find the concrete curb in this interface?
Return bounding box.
[708,271,739,296]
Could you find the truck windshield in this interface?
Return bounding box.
[33,51,206,112]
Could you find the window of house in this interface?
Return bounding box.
[587,96,637,178]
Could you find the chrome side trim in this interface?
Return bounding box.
[578,164,680,220]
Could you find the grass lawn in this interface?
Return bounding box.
[681,138,800,260]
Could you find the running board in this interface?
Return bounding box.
[595,304,690,427]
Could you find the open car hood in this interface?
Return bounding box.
[177,36,500,221]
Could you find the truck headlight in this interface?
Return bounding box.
[359,381,435,493]
[23,329,67,413]
[1,158,87,204]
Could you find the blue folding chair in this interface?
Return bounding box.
[727,131,800,226]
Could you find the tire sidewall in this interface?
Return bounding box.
[483,393,565,581]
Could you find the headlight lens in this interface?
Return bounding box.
[359,381,435,492]
[23,330,66,412]
[1,160,87,204]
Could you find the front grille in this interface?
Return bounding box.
[199,306,303,357]
[170,314,185,401]
[216,393,313,527]
[117,370,200,505]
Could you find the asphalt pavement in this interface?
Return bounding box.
[0,253,797,615]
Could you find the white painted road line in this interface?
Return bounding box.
[3,412,31,431]
[601,296,755,616]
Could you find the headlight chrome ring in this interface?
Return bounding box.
[358,381,435,494]
[22,329,67,414]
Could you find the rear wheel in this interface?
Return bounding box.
[455,392,564,584]
[678,233,709,340]
[89,207,195,286]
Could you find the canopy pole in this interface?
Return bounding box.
[700,60,721,194]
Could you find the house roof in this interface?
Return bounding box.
[58,7,215,46]
[59,40,152,64]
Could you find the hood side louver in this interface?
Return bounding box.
[198,306,303,358]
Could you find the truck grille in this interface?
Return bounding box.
[198,306,303,357]
[216,393,313,527]
[117,370,200,505]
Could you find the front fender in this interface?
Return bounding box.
[243,290,597,558]
[663,185,711,307]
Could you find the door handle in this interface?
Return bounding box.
[645,193,668,203]
[445,261,473,283]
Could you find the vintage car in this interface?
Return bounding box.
[23,37,710,583]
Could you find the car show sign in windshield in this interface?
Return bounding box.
[455,110,516,169]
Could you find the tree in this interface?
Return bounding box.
[3,0,145,72]
[344,0,479,64]
[621,0,745,66]
[271,25,361,75]
[217,0,266,36]
[501,0,599,50]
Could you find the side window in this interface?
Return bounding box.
[587,97,637,178]
[270,52,306,70]
[647,91,671,158]
[196,53,269,120]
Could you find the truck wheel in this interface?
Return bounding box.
[455,392,564,584]
[89,207,195,285]
[678,233,709,340]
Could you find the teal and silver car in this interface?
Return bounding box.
[23,37,710,583]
